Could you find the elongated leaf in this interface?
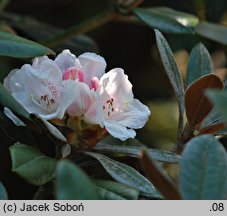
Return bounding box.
[187,43,214,85]
[185,74,224,128]
[56,160,99,200]
[134,7,199,34]
[3,12,99,55]
[93,179,139,200]
[196,21,227,45]
[155,29,185,134]
[0,83,32,121]
[0,30,55,58]
[95,143,180,163]
[84,152,159,197]
[207,90,227,123]
[10,143,57,186]
[0,182,8,200]
[179,135,227,199]
[141,150,181,200]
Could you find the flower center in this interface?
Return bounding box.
[103,98,115,117]
[38,80,60,110]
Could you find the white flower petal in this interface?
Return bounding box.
[54,49,79,73]
[78,52,106,87]
[104,120,136,141]
[99,68,133,106]
[110,99,150,129]
[40,80,78,119]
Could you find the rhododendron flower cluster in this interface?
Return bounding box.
[4,50,150,142]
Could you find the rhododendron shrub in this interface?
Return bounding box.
[0,0,226,201]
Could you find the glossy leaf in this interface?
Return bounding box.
[134,7,199,34]
[196,21,227,45]
[187,43,214,85]
[56,160,99,200]
[207,90,227,123]
[141,150,181,200]
[10,143,57,186]
[0,182,8,200]
[84,152,159,197]
[155,29,185,133]
[95,142,180,163]
[93,179,139,200]
[179,135,227,199]
[0,30,55,58]
[185,74,224,127]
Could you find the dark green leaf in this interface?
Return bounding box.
[0,182,8,200]
[196,21,227,45]
[179,135,227,199]
[0,83,33,122]
[56,160,99,200]
[0,30,55,58]
[84,152,160,198]
[95,142,180,163]
[10,143,57,186]
[206,90,227,123]
[93,179,139,200]
[187,43,214,85]
[2,12,99,55]
[155,29,185,133]
[134,7,199,34]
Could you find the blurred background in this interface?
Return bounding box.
[0,0,227,198]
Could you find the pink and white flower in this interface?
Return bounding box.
[4,49,150,141]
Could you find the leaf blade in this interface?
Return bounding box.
[84,152,159,197]
[185,74,224,127]
[56,160,99,200]
[10,143,57,186]
[0,30,55,58]
[95,142,181,163]
[0,182,8,200]
[179,135,227,199]
[134,7,199,34]
[187,43,214,85]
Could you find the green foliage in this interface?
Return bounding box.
[95,142,180,163]
[0,30,55,58]
[56,160,99,200]
[10,143,57,186]
[187,43,214,85]
[84,152,160,198]
[154,29,185,137]
[179,135,227,199]
[0,182,8,200]
[94,180,139,200]
[196,22,227,45]
[134,7,199,34]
